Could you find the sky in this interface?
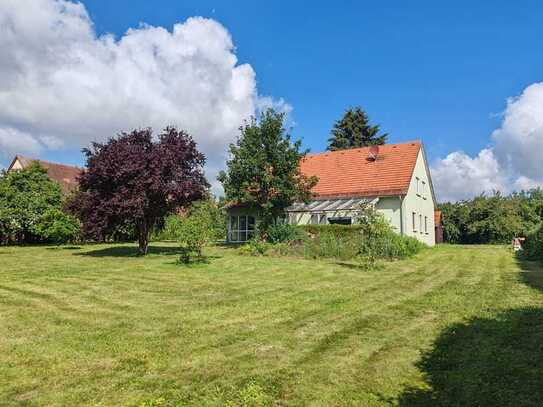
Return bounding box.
[1,0,542,201]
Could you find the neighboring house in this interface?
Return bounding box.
[434,210,444,244]
[226,141,437,246]
[7,155,81,194]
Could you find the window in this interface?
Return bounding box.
[412,212,417,232]
[328,217,352,225]
[311,213,320,225]
[424,216,428,234]
[228,215,256,242]
[416,177,421,196]
[419,214,423,234]
[422,181,427,199]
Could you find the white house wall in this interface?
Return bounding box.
[287,197,402,232]
[401,149,436,246]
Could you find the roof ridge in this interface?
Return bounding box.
[20,156,82,170]
[304,140,421,158]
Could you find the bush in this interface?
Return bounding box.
[176,206,216,263]
[154,200,225,242]
[236,206,427,266]
[266,223,304,244]
[35,208,81,244]
[0,163,63,244]
[523,225,543,260]
[238,240,273,256]
[299,222,425,262]
[154,202,219,263]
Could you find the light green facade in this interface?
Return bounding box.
[400,148,436,246]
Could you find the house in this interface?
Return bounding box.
[7,155,81,194]
[434,210,444,244]
[226,141,437,246]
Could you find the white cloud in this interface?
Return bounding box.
[432,82,543,202]
[0,0,285,191]
[493,82,543,183]
[0,128,43,167]
[431,149,506,202]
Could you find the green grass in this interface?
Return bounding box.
[1,243,543,406]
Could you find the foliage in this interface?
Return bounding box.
[34,208,81,244]
[440,189,543,244]
[266,223,305,244]
[0,163,63,244]
[327,106,387,151]
[172,202,219,263]
[201,199,227,241]
[155,200,225,242]
[218,109,318,235]
[66,127,209,255]
[523,225,543,260]
[238,239,274,256]
[238,208,426,264]
[298,223,425,263]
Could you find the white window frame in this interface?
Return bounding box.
[422,181,427,199]
[424,216,428,234]
[228,215,256,242]
[412,212,417,232]
[416,177,421,196]
[419,214,423,234]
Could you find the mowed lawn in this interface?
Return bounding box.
[1,244,543,406]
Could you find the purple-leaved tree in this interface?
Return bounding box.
[68,127,209,255]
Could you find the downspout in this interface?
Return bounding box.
[399,195,405,236]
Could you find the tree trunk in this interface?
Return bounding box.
[137,219,151,255]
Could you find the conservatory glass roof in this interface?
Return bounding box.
[286,197,379,213]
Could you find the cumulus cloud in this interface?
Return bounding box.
[0,0,284,191]
[431,149,506,202]
[432,82,543,202]
[0,128,43,161]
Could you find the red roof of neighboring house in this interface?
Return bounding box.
[300,141,422,199]
[8,155,81,194]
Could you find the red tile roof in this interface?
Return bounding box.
[300,141,422,199]
[9,155,81,194]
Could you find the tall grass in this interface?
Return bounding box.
[298,225,426,261]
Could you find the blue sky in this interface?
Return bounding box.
[1,0,542,200]
[82,0,543,159]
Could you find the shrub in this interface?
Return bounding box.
[523,225,543,260]
[35,208,81,244]
[154,200,225,242]
[266,223,304,244]
[0,163,63,244]
[176,205,216,263]
[245,240,273,256]
[155,202,218,263]
[299,221,425,262]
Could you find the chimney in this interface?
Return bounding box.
[368,145,379,161]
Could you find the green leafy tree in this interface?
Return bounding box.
[218,109,318,235]
[439,189,543,244]
[35,208,81,244]
[327,107,387,151]
[0,163,63,243]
